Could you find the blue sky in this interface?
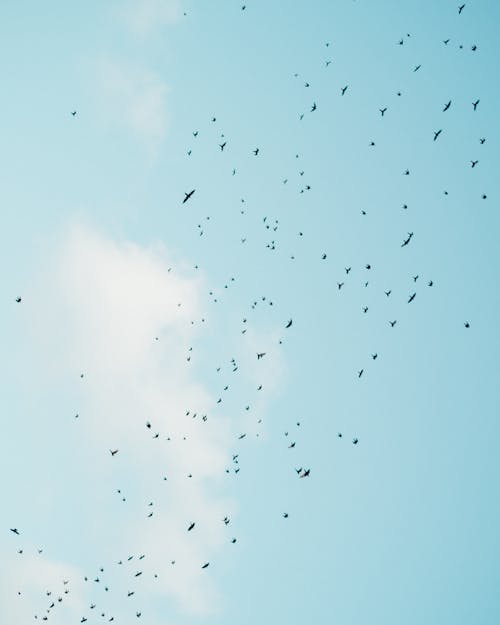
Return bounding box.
[1,1,499,624]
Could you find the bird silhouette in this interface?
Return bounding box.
[433,129,442,141]
[183,189,195,203]
[443,100,451,112]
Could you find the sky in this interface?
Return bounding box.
[1,1,499,624]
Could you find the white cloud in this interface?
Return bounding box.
[16,224,240,619]
[97,58,169,151]
[120,0,182,37]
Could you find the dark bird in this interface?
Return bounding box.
[201,562,210,569]
[71,111,77,116]
[15,297,21,303]
[362,306,368,313]
[253,148,260,156]
[345,267,351,274]
[471,160,478,168]
[341,85,348,96]
[385,290,391,297]
[372,353,378,360]
[413,64,421,72]
[10,528,20,535]
[464,322,470,328]
[311,102,317,112]
[433,129,442,141]
[257,352,266,359]
[401,232,414,247]
[110,449,119,456]
[443,100,451,111]
[283,513,289,518]
[219,142,226,151]
[380,107,387,116]
[443,39,450,45]
[352,438,359,445]
[408,292,416,303]
[480,137,486,144]
[428,280,434,286]
[358,369,364,378]
[183,189,195,204]
[337,282,344,290]
[188,522,195,531]
[404,169,410,175]
[472,99,480,111]
[458,4,465,14]
[389,320,397,327]
[285,319,293,328]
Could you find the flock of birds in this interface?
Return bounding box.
[8,3,487,623]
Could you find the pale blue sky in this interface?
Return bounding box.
[1,1,499,624]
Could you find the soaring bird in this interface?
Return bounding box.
[257,352,266,359]
[285,319,293,328]
[183,189,195,204]
[110,449,119,456]
[389,320,397,327]
[472,99,480,111]
[188,522,195,531]
[201,562,210,569]
[311,102,317,112]
[379,107,387,116]
[443,100,451,111]
[341,85,348,96]
[408,293,416,303]
[253,148,260,156]
[71,111,77,116]
[219,142,227,151]
[10,528,20,535]
[471,160,478,168]
[458,4,465,14]
[15,297,21,303]
[433,129,442,141]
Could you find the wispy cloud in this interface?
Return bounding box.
[119,0,182,38]
[96,57,169,152]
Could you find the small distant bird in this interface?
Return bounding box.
[352,438,359,445]
[458,4,465,14]
[428,280,434,286]
[337,282,344,290]
[183,189,195,204]
[341,85,348,96]
[345,267,351,274]
[443,39,450,45]
[380,107,387,116]
[358,369,364,378]
[283,513,289,518]
[71,111,77,116]
[15,297,21,303]
[464,322,470,328]
[10,528,20,535]
[401,232,413,247]
[311,102,317,112]
[372,354,378,360]
[404,169,410,175]
[285,319,293,328]
[389,320,397,327]
[257,352,266,359]
[480,138,486,144]
[471,160,478,168]
[385,290,391,297]
[201,562,210,569]
[110,449,119,456]
[472,99,480,111]
[413,64,421,72]
[443,100,451,111]
[219,142,226,151]
[433,129,442,141]
[362,306,368,313]
[408,292,416,303]
[188,522,195,531]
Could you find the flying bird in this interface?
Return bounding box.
[10,528,20,535]
[341,85,348,96]
[458,4,465,14]
[408,293,416,303]
[285,319,293,328]
[110,449,119,456]
[472,99,480,111]
[443,100,451,111]
[183,189,195,204]
[188,522,195,531]
[433,129,442,141]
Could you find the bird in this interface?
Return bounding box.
[257,352,266,359]
[389,320,397,327]
[10,528,20,535]
[15,297,21,303]
[188,522,195,531]
[358,369,364,378]
[341,85,348,96]
[337,282,344,290]
[379,107,387,116]
[458,4,465,14]
[443,100,451,111]
[372,353,378,360]
[183,189,195,204]
[385,290,391,297]
[443,39,450,45]
[472,99,480,111]
[408,293,416,303]
[401,232,414,247]
[480,138,486,144]
[71,111,77,116]
[471,160,478,168]
[311,102,317,112]
[352,438,359,445]
[285,319,293,328]
[219,142,227,151]
[201,562,210,569]
[413,64,421,72]
[433,129,442,141]
[110,449,119,456]
[464,322,470,328]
